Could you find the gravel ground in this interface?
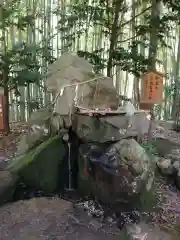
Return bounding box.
[0,196,177,240]
[152,180,180,236]
[153,120,180,144]
[0,197,120,240]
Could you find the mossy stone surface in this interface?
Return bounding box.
[77,143,156,212]
[0,171,18,205]
[8,136,68,193]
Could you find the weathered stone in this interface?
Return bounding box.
[156,158,173,175]
[122,222,174,240]
[50,113,65,132]
[28,106,66,136]
[116,138,151,174]
[171,148,180,156]
[72,115,124,142]
[175,170,180,190]
[152,139,178,157]
[166,148,180,163]
[28,106,52,127]
[104,112,150,138]
[46,54,119,118]
[73,111,151,143]
[7,136,68,193]
[78,139,155,211]
[72,114,145,143]
[173,161,180,171]
[16,130,48,155]
[167,154,180,162]
[0,170,18,205]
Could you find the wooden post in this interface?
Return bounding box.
[0,87,9,134]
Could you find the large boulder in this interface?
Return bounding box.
[72,112,150,143]
[78,138,155,211]
[72,115,125,142]
[45,53,120,127]
[7,135,68,193]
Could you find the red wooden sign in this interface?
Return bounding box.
[140,70,164,104]
[0,88,5,132]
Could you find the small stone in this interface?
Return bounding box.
[106,217,114,224]
[124,222,173,240]
[156,158,173,175]
[89,219,103,230]
[62,133,69,142]
[167,154,180,162]
[173,161,180,171]
[171,148,180,155]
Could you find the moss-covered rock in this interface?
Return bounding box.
[7,135,68,193]
[78,140,156,212]
[0,170,18,205]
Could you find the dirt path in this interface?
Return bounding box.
[0,196,177,240]
[0,197,120,240]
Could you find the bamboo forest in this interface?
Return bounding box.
[1,0,180,239]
